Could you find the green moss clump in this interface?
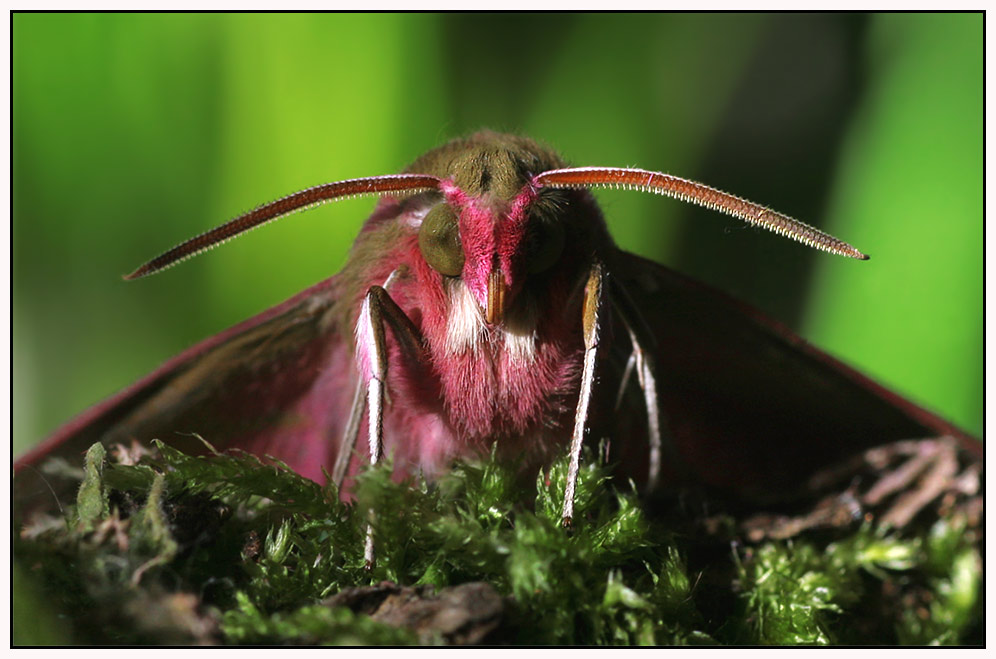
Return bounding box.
[13,441,982,645]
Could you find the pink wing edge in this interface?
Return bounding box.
[14,276,340,473]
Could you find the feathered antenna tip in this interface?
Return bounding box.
[534,167,869,260]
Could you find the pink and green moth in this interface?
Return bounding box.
[14,132,979,563]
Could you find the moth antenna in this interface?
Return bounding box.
[534,167,869,260]
[124,174,442,280]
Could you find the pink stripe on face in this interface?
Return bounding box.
[439,179,539,314]
[440,179,493,307]
[497,184,538,285]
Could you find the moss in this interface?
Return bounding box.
[74,442,109,530]
[13,441,982,645]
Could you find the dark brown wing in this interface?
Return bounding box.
[609,252,980,501]
[14,277,355,520]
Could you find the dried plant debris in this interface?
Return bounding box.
[321,581,504,644]
[14,437,982,646]
[739,437,982,542]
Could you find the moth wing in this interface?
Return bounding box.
[608,252,979,500]
[15,277,356,517]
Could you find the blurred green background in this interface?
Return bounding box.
[13,12,982,462]
[9,12,983,646]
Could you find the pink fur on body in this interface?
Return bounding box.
[340,181,585,486]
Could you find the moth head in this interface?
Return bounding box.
[414,178,572,326]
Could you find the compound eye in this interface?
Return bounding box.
[525,220,565,274]
[418,203,465,277]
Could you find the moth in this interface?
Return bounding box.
[15,132,979,560]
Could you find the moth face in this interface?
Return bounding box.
[416,180,566,326]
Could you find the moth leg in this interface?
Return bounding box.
[334,271,408,489]
[355,283,425,567]
[331,378,365,489]
[562,262,604,527]
[614,351,637,411]
[610,279,664,492]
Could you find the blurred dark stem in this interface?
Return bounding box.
[441,13,582,130]
[671,13,869,328]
